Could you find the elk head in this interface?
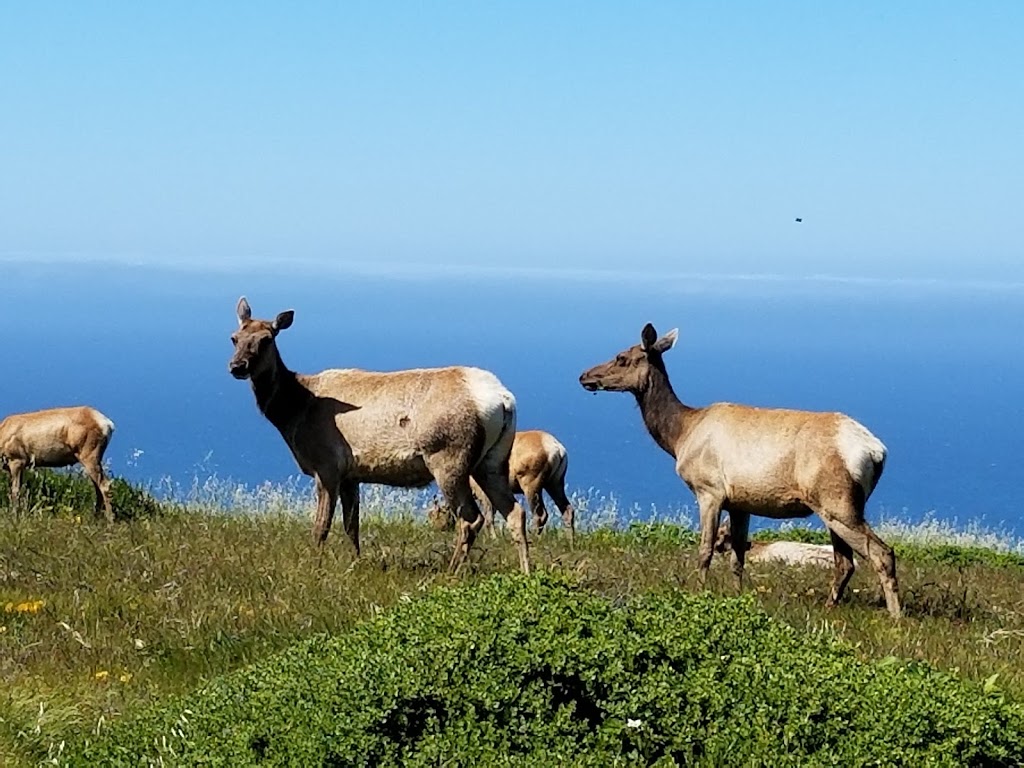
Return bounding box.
[228,296,294,380]
[579,323,678,395]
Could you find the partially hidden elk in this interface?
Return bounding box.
[0,406,116,521]
[580,323,901,618]
[429,430,576,546]
[228,297,529,574]
[715,517,835,568]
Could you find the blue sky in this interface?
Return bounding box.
[2,3,1021,280]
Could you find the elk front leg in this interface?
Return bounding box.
[695,491,725,588]
[339,481,361,556]
[312,473,340,547]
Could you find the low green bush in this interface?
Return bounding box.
[71,574,1024,767]
[0,467,165,520]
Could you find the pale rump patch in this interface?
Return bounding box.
[89,410,116,439]
[460,367,517,462]
[835,417,887,495]
[540,431,567,467]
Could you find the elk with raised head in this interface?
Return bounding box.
[579,323,901,618]
[475,430,575,545]
[228,297,530,574]
[0,406,116,521]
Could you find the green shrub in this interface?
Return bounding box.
[0,467,165,520]
[70,574,1024,767]
[588,521,700,549]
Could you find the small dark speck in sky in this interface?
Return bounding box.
[795,217,803,223]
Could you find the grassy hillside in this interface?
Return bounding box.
[2,471,1024,765]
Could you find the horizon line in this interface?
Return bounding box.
[3,251,1024,296]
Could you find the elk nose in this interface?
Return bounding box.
[229,362,249,379]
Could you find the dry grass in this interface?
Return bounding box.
[2,487,1024,766]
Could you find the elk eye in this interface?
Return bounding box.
[230,335,238,346]
[616,354,627,366]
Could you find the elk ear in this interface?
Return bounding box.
[237,297,252,325]
[653,328,678,354]
[272,310,295,334]
[640,323,658,351]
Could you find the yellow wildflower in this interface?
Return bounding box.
[94,670,109,681]
[119,672,133,684]
[6,600,45,614]
[0,625,7,633]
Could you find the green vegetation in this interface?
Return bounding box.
[2,472,1024,766]
[74,575,1024,767]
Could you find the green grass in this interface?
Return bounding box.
[3,471,1024,765]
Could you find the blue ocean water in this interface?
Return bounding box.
[3,260,1023,530]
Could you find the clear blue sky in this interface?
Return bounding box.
[2,3,1021,280]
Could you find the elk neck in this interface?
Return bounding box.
[634,357,696,458]
[250,350,313,435]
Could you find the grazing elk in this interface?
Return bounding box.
[0,406,116,521]
[228,297,530,574]
[474,430,575,545]
[579,323,901,618]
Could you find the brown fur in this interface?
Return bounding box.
[0,406,116,521]
[432,430,576,545]
[228,297,530,574]
[580,323,901,618]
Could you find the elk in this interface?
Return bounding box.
[0,406,116,521]
[715,518,835,568]
[431,430,576,545]
[579,323,901,618]
[228,297,530,574]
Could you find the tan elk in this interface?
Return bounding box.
[0,406,116,521]
[228,297,530,574]
[430,430,576,544]
[579,323,901,618]
[715,517,835,568]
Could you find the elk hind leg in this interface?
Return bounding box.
[821,507,901,618]
[436,472,484,575]
[725,511,750,591]
[543,476,575,548]
[825,529,856,608]
[473,467,530,575]
[6,460,25,518]
[470,476,497,539]
[80,457,114,523]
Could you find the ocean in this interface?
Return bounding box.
[3,259,1023,532]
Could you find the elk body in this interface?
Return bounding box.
[228,297,530,574]
[579,323,901,618]
[451,430,575,544]
[0,406,116,521]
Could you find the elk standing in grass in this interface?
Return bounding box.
[228,297,530,574]
[579,323,901,618]
[0,406,116,521]
[472,430,575,545]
